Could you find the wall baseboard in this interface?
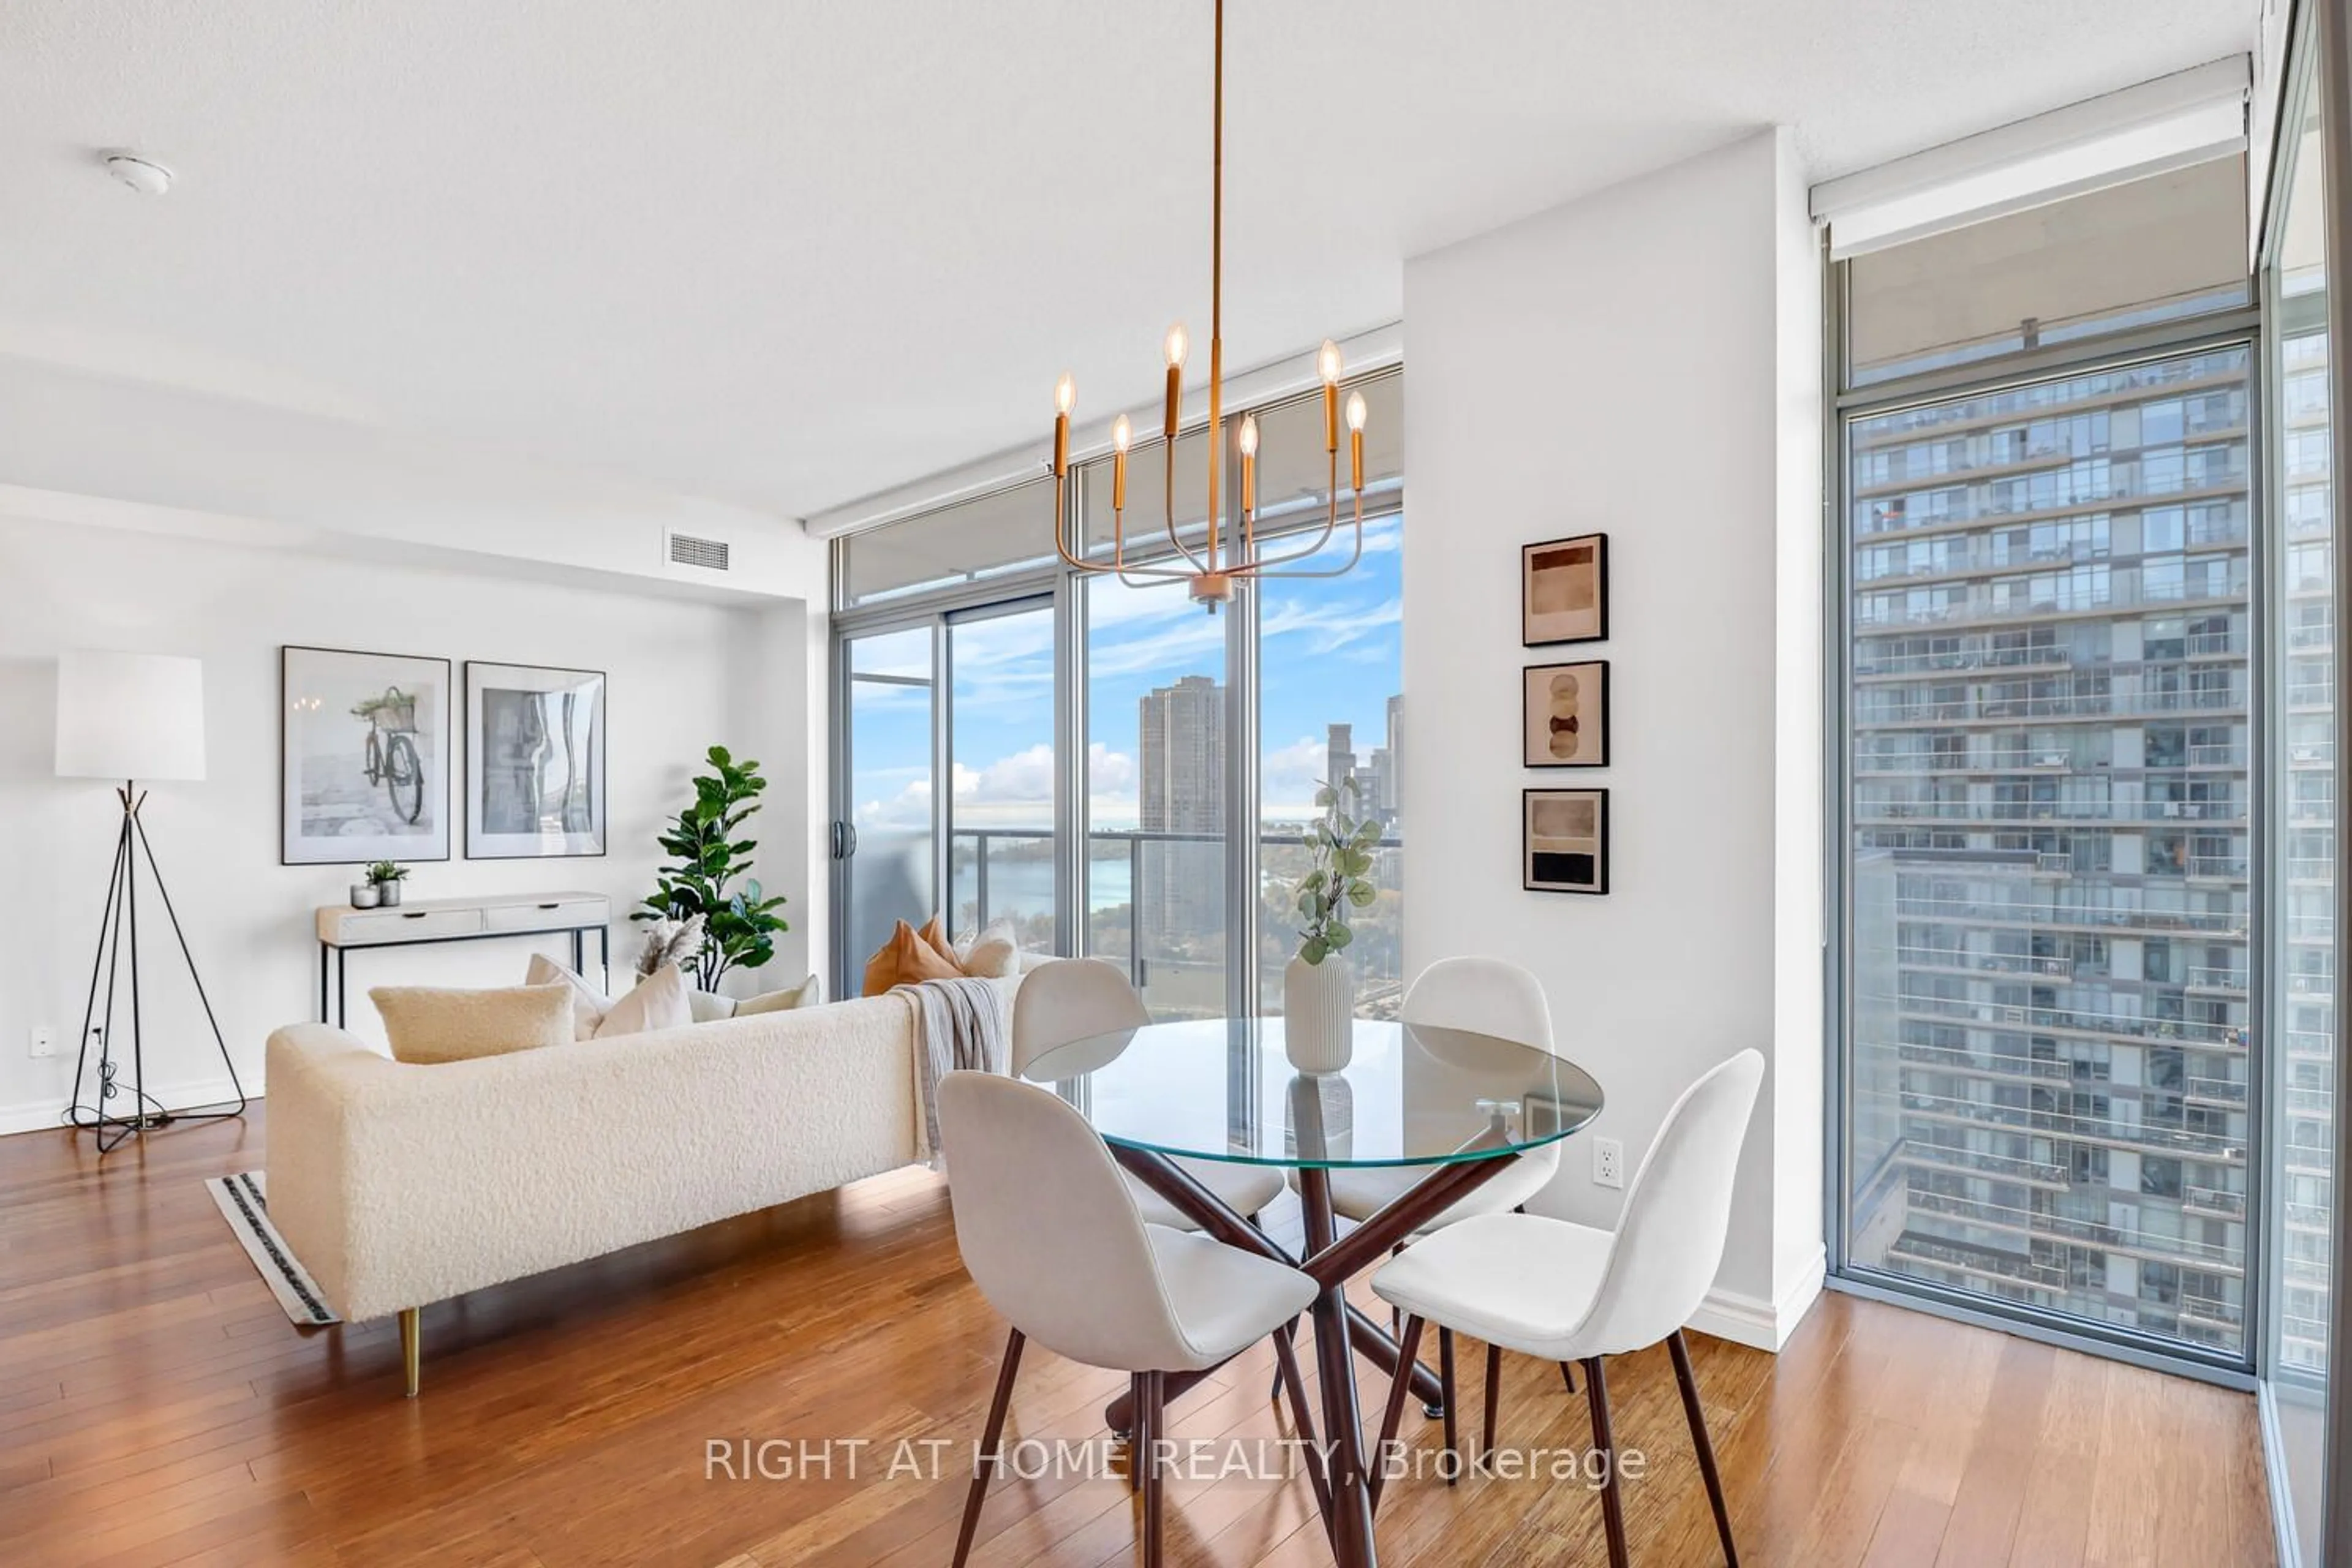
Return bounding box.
[1687,1244,1828,1352]
[0,1078,252,1139]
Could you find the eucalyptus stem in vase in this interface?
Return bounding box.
[1284,777,1378,1072]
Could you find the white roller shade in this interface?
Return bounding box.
[1813,56,2250,259]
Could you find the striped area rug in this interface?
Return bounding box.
[205,1170,340,1327]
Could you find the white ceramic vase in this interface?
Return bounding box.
[1282,953,1355,1074]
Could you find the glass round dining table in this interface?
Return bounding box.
[1019,1015,1605,1568]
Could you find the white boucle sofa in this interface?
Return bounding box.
[265,982,1013,1395]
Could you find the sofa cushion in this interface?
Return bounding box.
[864,919,963,997]
[736,974,823,1016]
[524,952,613,1039]
[524,954,695,1038]
[371,982,575,1065]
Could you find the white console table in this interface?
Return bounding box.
[315,892,612,1028]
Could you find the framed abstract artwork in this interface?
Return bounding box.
[1523,660,1609,767]
[1522,532,1608,646]
[1524,787,1608,895]
[464,662,608,859]
[281,646,453,865]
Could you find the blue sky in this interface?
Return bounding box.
[848,510,1401,832]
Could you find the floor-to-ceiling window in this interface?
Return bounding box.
[2264,9,2339,1553]
[1831,153,2264,1368]
[830,363,1403,1019]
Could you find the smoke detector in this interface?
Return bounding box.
[104,155,173,196]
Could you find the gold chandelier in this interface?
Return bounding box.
[1048,0,1368,612]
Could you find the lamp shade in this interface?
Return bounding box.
[55,651,207,782]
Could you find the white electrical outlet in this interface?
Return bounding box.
[1593,1136,1625,1189]
[29,1025,55,1059]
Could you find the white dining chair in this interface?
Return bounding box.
[1368,1049,1764,1567]
[938,1071,1321,1568]
[1310,956,1577,1438]
[1014,958,1285,1232]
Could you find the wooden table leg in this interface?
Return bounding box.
[1297,1167,1379,1567]
[1101,1146,1518,1444]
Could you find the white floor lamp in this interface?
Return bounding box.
[56,650,247,1152]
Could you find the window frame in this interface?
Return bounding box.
[1823,247,2269,1385]
[826,366,1403,1017]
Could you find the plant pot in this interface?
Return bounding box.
[1282,953,1355,1074]
[349,884,380,910]
[375,883,402,908]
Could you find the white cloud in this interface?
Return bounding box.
[858,742,1142,830]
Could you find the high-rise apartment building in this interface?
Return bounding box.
[1138,674,1225,944]
[1325,723,1356,801]
[1845,344,2257,1354]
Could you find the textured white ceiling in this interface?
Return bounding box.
[0,0,2250,522]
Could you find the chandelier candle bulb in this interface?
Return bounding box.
[1238,412,1259,517]
[1052,374,1076,477]
[1110,414,1131,512]
[1347,391,1368,491]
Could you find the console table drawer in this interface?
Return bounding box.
[483,897,609,935]
[334,909,486,946]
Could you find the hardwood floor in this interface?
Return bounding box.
[0,1106,2276,1567]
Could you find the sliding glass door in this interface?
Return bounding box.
[839,625,937,980]
[831,366,1405,1019]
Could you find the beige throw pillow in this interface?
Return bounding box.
[734,974,822,1016]
[372,983,575,1065]
[595,963,692,1037]
[955,919,1022,980]
[524,952,612,1041]
[522,955,695,1038]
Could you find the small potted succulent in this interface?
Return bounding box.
[363,861,409,909]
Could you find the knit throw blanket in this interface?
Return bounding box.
[900,976,1011,1167]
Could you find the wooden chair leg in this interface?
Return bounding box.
[1369,1314,1425,1511]
[1560,1360,1578,1395]
[1272,1322,1332,1523]
[1481,1341,1502,1466]
[1438,1328,1460,1486]
[1671,1330,1740,1567]
[1128,1371,1148,1494]
[1389,1242,1405,1335]
[1139,1370,1166,1568]
[1583,1357,1630,1568]
[952,1328,1025,1568]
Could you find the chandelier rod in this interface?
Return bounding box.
[1207,0,1227,573]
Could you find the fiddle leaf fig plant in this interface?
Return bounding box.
[633,746,790,990]
[1293,777,1381,967]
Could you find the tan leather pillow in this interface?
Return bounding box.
[371,983,575,1065]
[864,919,963,997]
[917,914,959,967]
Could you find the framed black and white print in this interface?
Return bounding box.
[1522,532,1608,646]
[1524,787,1608,895]
[1523,660,1609,767]
[464,662,608,859]
[281,646,453,865]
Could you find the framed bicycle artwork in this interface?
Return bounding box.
[463,661,607,859]
[280,646,453,865]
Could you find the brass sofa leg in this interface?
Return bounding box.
[399,1308,421,1398]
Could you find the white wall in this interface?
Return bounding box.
[0,515,823,1131]
[1402,128,1825,1349]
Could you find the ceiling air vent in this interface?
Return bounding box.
[665,530,731,573]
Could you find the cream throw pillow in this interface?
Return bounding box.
[734,974,822,1016]
[523,955,694,1038]
[596,963,692,1036]
[372,983,574,1065]
[955,919,1022,980]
